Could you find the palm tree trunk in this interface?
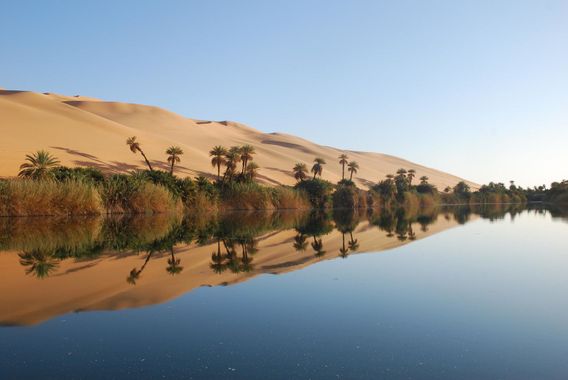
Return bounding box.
[217,164,221,180]
[350,171,354,181]
[138,149,153,171]
[342,163,345,180]
[170,160,175,175]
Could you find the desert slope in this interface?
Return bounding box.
[0,89,475,188]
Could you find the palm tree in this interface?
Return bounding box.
[166,146,183,175]
[347,161,359,181]
[18,249,59,278]
[240,145,256,174]
[386,174,394,180]
[407,169,416,185]
[396,168,407,177]
[166,248,183,275]
[126,136,153,171]
[293,163,308,182]
[338,154,349,180]
[223,148,241,182]
[245,162,259,181]
[210,146,227,180]
[420,176,429,184]
[18,150,60,180]
[311,158,326,179]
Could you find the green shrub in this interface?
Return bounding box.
[294,179,334,208]
[51,166,105,184]
[333,185,358,209]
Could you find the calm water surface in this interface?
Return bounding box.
[1,205,567,379]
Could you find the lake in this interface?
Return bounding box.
[1,205,567,379]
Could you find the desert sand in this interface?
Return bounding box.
[0,89,475,189]
[0,214,467,326]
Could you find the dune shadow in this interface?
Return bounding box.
[51,146,100,162]
[260,138,316,155]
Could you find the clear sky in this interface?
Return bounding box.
[1,1,566,187]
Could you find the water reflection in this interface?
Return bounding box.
[0,203,564,326]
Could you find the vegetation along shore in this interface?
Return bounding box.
[0,137,565,217]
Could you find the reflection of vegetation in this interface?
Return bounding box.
[18,249,59,279]
[3,203,555,281]
[166,248,183,275]
[311,237,326,258]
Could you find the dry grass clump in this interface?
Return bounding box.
[270,186,310,209]
[127,182,182,214]
[0,179,103,217]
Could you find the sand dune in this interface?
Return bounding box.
[0,89,475,188]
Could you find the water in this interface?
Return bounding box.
[1,205,567,379]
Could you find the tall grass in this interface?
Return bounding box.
[0,179,103,216]
[127,182,182,214]
[270,186,310,209]
[220,182,308,210]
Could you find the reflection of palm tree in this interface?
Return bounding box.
[311,236,326,257]
[239,241,254,272]
[210,240,227,274]
[348,232,359,252]
[19,249,59,279]
[408,223,417,241]
[166,247,183,275]
[339,233,349,258]
[293,233,309,252]
[222,240,241,273]
[396,232,408,241]
[127,250,154,285]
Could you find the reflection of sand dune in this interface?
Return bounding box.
[0,215,466,326]
[0,89,475,189]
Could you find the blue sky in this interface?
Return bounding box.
[1,0,566,187]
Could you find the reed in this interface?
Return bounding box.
[0,179,103,217]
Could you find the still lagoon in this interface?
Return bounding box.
[1,205,567,379]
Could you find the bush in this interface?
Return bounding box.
[51,166,105,185]
[100,174,181,214]
[100,174,144,213]
[333,185,358,209]
[294,179,334,209]
[220,181,272,210]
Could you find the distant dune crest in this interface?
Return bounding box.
[0,89,475,188]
